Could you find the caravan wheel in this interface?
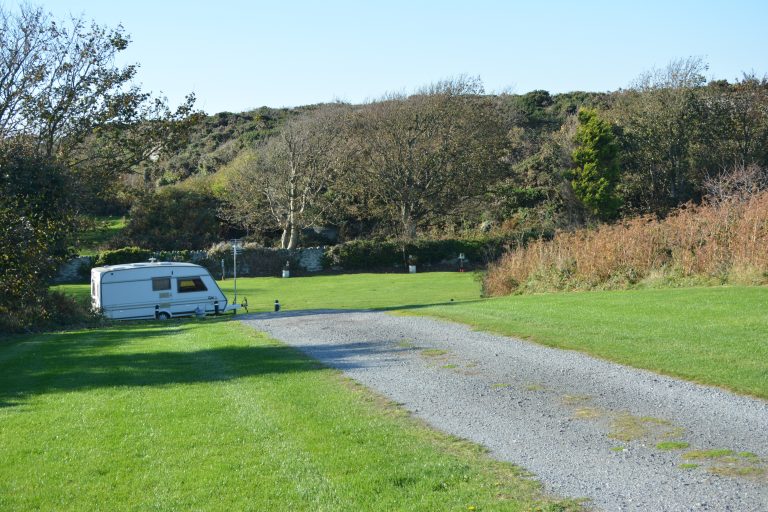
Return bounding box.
[157,312,171,320]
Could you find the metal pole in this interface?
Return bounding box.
[233,244,238,305]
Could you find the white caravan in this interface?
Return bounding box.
[91,261,245,320]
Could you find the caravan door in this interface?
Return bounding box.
[174,276,216,316]
[152,276,174,317]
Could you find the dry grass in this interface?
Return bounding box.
[682,449,767,480]
[573,407,602,420]
[486,191,768,295]
[420,348,449,357]
[607,414,681,442]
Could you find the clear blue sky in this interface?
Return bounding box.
[35,0,768,114]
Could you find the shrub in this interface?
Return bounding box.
[0,143,78,333]
[93,247,152,267]
[204,242,301,277]
[0,291,96,334]
[485,191,768,295]
[323,240,401,269]
[154,249,198,263]
[77,258,95,280]
[118,188,226,250]
[44,291,98,327]
[322,235,540,271]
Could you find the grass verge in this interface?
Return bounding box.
[0,319,578,511]
[656,441,690,451]
[415,286,768,399]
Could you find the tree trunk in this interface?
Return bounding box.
[287,225,299,250]
[401,204,417,239]
[280,228,290,249]
[286,166,300,250]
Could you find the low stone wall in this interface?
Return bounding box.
[53,256,94,284]
[297,247,324,272]
[55,247,326,283]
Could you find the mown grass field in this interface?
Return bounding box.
[53,272,483,311]
[0,319,572,511]
[418,286,768,400]
[18,273,768,509]
[55,275,767,398]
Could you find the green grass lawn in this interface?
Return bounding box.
[53,272,482,311]
[218,272,483,312]
[75,215,127,255]
[418,286,768,400]
[53,275,768,398]
[0,320,573,511]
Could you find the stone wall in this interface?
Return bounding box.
[297,247,324,272]
[53,256,94,284]
[55,247,326,283]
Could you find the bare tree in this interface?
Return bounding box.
[222,105,346,249]
[630,56,708,91]
[704,163,768,203]
[343,77,507,239]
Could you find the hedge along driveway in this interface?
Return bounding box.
[66,245,306,281]
[322,236,540,270]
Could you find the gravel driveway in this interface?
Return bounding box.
[241,310,768,511]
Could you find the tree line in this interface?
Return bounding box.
[135,58,766,250]
[2,4,767,331]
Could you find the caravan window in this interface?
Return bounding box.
[177,277,208,293]
[152,277,171,291]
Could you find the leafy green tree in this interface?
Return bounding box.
[570,108,622,220]
[119,188,225,250]
[609,57,708,213]
[512,90,558,129]
[0,4,200,214]
[0,141,79,332]
[698,75,768,173]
